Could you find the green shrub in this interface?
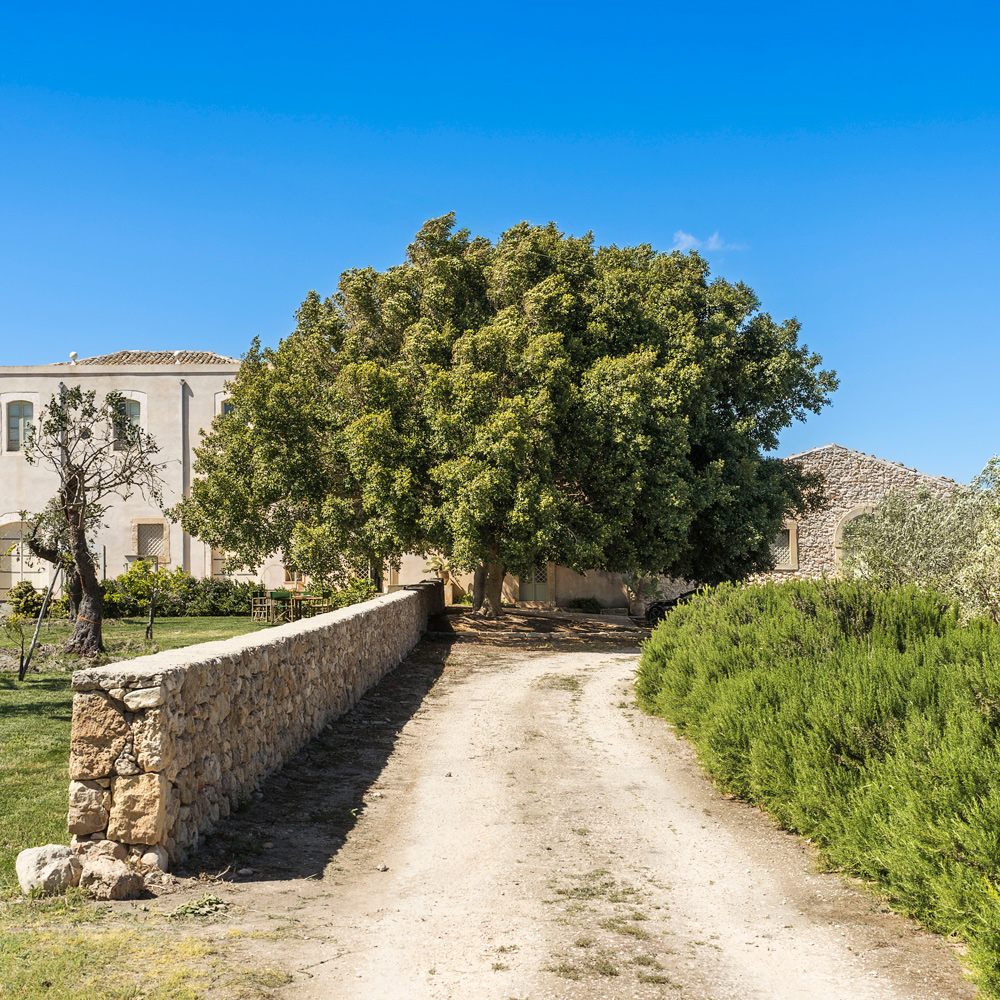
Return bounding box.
[313,578,379,610]
[636,578,1000,996]
[565,597,604,614]
[6,582,44,618]
[101,563,256,618]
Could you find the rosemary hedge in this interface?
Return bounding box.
[636,578,1000,995]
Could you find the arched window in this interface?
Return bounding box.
[6,401,33,452]
[113,399,141,451]
[834,506,875,571]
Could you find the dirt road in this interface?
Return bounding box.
[186,639,976,999]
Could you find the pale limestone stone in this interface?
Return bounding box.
[16,845,81,894]
[67,780,111,835]
[71,838,127,863]
[123,684,169,711]
[139,845,169,871]
[69,691,129,780]
[79,857,144,900]
[108,772,168,846]
[133,705,173,772]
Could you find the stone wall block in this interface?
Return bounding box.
[108,772,168,845]
[70,691,130,780]
[67,780,111,835]
[132,705,174,772]
[123,684,169,711]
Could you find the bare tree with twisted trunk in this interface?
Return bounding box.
[23,386,166,656]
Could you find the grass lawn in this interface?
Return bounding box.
[0,891,293,999]
[0,616,271,895]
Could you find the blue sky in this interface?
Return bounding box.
[2,1,998,482]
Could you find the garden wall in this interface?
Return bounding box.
[65,582,443,867]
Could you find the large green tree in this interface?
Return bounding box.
[176,215,836,616]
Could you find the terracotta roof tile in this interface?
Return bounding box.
[54,350,240,366]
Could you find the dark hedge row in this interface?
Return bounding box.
[636,578,1000,996]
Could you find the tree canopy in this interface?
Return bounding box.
[176,214,836,615]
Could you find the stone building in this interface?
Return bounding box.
[0,350,288,600]
[761,443,957,581]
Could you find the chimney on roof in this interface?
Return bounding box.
[69,352,78,365]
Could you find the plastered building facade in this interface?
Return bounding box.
[760,443,957,581]
[0,351,286,599]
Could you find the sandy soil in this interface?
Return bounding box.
[169,637,977,1000]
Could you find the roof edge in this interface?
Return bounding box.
[784,442,957,484]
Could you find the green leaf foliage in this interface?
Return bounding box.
[843,456,1000,624]
[175,214,836,584]
[636,578,1000,995]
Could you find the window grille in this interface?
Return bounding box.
[770,529,791,566]
[7,402,32,452]
[137,523,165,559]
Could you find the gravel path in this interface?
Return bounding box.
[182,639,976,1000]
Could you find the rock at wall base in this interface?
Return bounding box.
[138,845,169,871]
[16,845,82,895]
[71,837,128,864]
[79,857,145,900]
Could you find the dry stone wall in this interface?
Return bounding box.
[67,582,443,867]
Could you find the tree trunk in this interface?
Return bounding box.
[63,523,104,656]
[472,565,486,611]
[66,566,82,620]
[477,561,505,620]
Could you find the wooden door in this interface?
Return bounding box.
[519,563,548,602]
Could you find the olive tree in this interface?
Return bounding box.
[842,457,1000,622]
[23,386,165,655]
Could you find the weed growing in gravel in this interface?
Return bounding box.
[600,918,648,940]
[535,673,582,692]
[634,954,662,967]
[574,936,595,947]
[591,955,619,976]
[547,961,582,980]
[492,962,509,971]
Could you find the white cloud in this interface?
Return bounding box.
[672,230,746,253]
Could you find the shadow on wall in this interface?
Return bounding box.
[179,638,452,882]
